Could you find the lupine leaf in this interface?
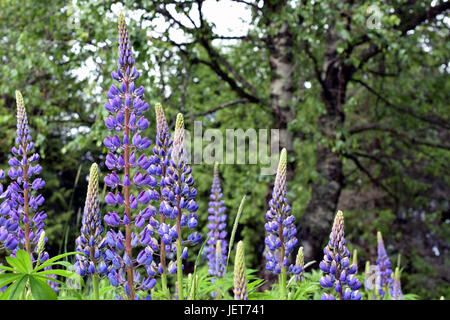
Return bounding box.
[0,265,17,272]
[28,276,57,300]
[33,251,84,272]
[5,257,28,274]
[3,275,28,300]
[0,273,23,288]
[15,249,33,273]
[35,269,76,278]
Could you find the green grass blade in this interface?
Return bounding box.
[226,195,246,271]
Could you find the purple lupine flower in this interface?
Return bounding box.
[375,231,393,298]
[319,210,362,300]
[290,246,304,282]
[169,114,200,300]
[170,114,200,246]
[102,13,157,300]
[74,163,108,277]
[206,163,227,279]
[391,267,404,300]
[149,103,175,277]
[0,91,49,263]
[264,149,297,276]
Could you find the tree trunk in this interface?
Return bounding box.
[301,26,353,262]
[259,0,296,286]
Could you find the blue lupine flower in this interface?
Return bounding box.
[376,231,393,298]
[102,13,158,300]
[264,148,297,276]
[0,91,48,261]
[169,114,200,255]
[74,163,108,277]
[391,267,404,300]
[149,103,176,276]
[206,163,227,279]
[319,210,361,300]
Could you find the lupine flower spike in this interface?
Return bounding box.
[103,13,157,300]
[0,90,48,261]
[264,148,297,299]
[170,113,200,300]
[291,246,304,282]
[234,241,248,300]
[206,162,227,281]
[152,103,174,294]
[391,267,404,300]
[319,210,362,300]
[74,163,107,299]
[352,249,358,273]
[376,231,393,298]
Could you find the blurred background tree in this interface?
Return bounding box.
[0,0,448,298]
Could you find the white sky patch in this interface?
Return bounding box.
[432,246,440,256]
[304,81,312,89]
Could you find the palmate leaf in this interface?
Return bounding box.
[5,256,28,274]
[28,276,57,300]
[35,269,76,278]
[1,275,28,300]
[0,273,23,288]
[0,265,18,273]
[33,251,84,273]
[15,249,33,273]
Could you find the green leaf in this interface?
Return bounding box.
[226,195,246,270]
[0,273,23,288]
[4,275,28,300]
[5,257,28,274]
[28,276,57,300]
[0,265,17,272]
[15,249,33,273]
[34,275,66,287]
[34,251,84,272]
[36,269,76,278]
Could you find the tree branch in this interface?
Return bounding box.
[186,98,249,118]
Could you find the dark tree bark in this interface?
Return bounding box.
[301,25,354,262]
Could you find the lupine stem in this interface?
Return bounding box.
[176,194,183,300]
[92,274,100,300]
[123,72,135,301]
[279,224,287,300]
[21,145,31,257]
[159,164,169,296]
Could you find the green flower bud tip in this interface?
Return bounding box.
[277,148,287,177]
[353,249,358,269]
[214,161,219,177]
[89,163,99,186]
[394,267,400,282]
[118,12,125,26]
[175,113,184,130]
[234,240,248,300]
[296,246,304,267]
[15,90,24,109]
[365,261,370,274]
[172,113,187,166]
[37,231,46,254]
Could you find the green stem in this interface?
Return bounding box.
[176,237,183,300]
[280,266,287,300]
[161,273,169,298]
[92,274,99,300]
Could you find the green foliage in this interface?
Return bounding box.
[0,250,81,300]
